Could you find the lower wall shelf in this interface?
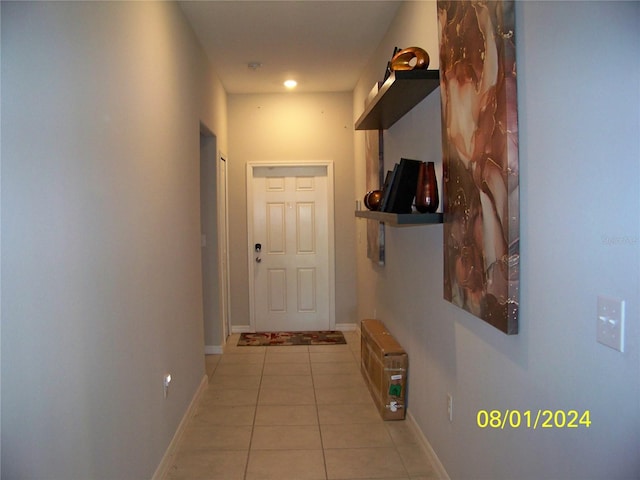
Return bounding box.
[355,210,443,227]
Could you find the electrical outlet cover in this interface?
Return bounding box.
[596,295,625,352]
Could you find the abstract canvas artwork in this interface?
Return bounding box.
[438,0,520,334]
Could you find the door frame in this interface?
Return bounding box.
[199,123,231,353]
[246,161,336,332]
[218,153,231,341]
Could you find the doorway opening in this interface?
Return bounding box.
[200,125,231,353]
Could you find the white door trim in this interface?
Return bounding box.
[217,153,231,342]
[246,161,335,332]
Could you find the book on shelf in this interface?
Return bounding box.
[381,158,421,214]
[379,166,397,213]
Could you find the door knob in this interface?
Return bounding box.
[255,257,262,263]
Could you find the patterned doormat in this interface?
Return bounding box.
[237,331,346,346]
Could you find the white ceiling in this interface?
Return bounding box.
[179,1,401,94]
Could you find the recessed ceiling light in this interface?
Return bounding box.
[284,79,297,89]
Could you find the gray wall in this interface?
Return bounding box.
[227,92,357,330]
[1,2,227,478]
[354,1,639,479]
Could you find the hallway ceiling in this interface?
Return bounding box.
[178,1,401,94]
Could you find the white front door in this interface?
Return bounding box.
[248,163,335,332]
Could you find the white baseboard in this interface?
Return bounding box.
[204,345,223,354]
[231,325,252,333]
[151,374,208,480]
[406,410,450,480]
[335,323,357,331]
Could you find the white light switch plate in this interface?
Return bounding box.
[596,295,625,352]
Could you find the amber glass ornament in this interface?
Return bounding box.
[364,190,383,211]
[390,47,430,71]
[415,162,439,213]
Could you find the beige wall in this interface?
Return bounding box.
[227,92,356,329]
[1,2,227,478]
[353,1,640,479]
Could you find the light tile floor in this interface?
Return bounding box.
[167,331,441,480]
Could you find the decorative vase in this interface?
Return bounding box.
[415,162,439,213]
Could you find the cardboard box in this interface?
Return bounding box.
[360,319,408,420]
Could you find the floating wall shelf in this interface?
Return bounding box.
[355,69,441,130]
[355,210,443,227]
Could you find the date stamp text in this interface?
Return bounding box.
[477,409,591,429]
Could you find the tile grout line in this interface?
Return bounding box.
[243,346,266,480]
[309,348,330,480]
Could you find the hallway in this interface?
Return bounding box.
[167,331,440,479]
